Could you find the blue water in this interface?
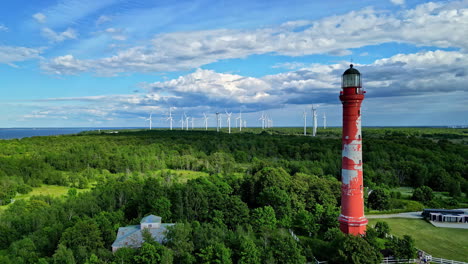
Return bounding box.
[0,128,140,140]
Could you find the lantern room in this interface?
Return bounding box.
[341,64,363,95]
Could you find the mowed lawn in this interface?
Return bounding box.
[368,218,468,262]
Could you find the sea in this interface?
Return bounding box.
[0,126,461,140]
[0,128,141,140]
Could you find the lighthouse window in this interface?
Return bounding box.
[358,110,361,115]
[342,74,360,87]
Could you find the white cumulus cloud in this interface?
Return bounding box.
[41,1,468,76]
[33,13,47,23]
[391,0,405,5]
[96,15,112,25]
[41,27,78,42]
[29,49,468,125]
[0,46,43,66]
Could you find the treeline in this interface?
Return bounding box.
[1,167,410,263]
[1,129,467,205]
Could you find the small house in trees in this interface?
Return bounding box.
[111,215,174,252]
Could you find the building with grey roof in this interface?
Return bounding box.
[111,215,174,253]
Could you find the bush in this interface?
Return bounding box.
[412,186,433,203]
[16,184,33,194]
[374,221,390,238]
[368,189,390,211]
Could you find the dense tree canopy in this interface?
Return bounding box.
[0,127,465,263]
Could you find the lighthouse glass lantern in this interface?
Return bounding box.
[342,64,362,93]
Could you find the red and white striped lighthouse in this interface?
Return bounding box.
[338,64,368,235]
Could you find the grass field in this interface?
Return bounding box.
[154,169,210,183]
[368,218,468,262]
[0,185,89,213]
[394,187,414,199]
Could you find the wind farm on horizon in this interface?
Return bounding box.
[141,105,327,136]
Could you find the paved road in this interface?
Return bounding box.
[367,211,423,219]
[367,208,468,219]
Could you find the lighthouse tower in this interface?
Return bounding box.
[338,64,368,235]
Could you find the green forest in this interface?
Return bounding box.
[0,127,466,264]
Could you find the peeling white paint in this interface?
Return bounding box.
[342,169,358,185]
[354,164,362,170]
[342,140,362,164]
[355,115,362,139]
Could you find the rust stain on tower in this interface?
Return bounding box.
[338,64,368,235]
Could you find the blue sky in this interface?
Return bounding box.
[0,0,467,127]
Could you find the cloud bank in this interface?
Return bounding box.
[29,49,467,123]
[41,2,468,76]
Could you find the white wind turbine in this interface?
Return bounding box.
[259,112,265,129]
[184,113,189,130]
[244,120,247,128]
[303,109,307,135]
[179,114,184,130]
[311,105,318,136]
[203,113,209,131]
[323,113,327,129]
[216,112,220,132]
[146,112,153,130]
[191,117,195,130]
[225,110,232,134]
[237,110,242,131]
[167,107,174,130]
[264,113,270,128]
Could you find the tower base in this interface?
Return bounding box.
[339,217,368,235]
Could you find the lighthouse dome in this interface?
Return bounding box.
[343,64,360,75]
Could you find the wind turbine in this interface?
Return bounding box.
[184,113,189,131]
[180,115,184,130]
[312,105,318,136]
[225,110,232,134]
[203,113,209,131]
[264,113,270,128]
[216,112,220,132]
[167,107,174,130]
[244,120,247,128]
[259,112,265,129]
[237,110,242,132]
[191,117,195,130]
[323,113,327,129]
[146,112,153,130]
[303,109,307,135]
